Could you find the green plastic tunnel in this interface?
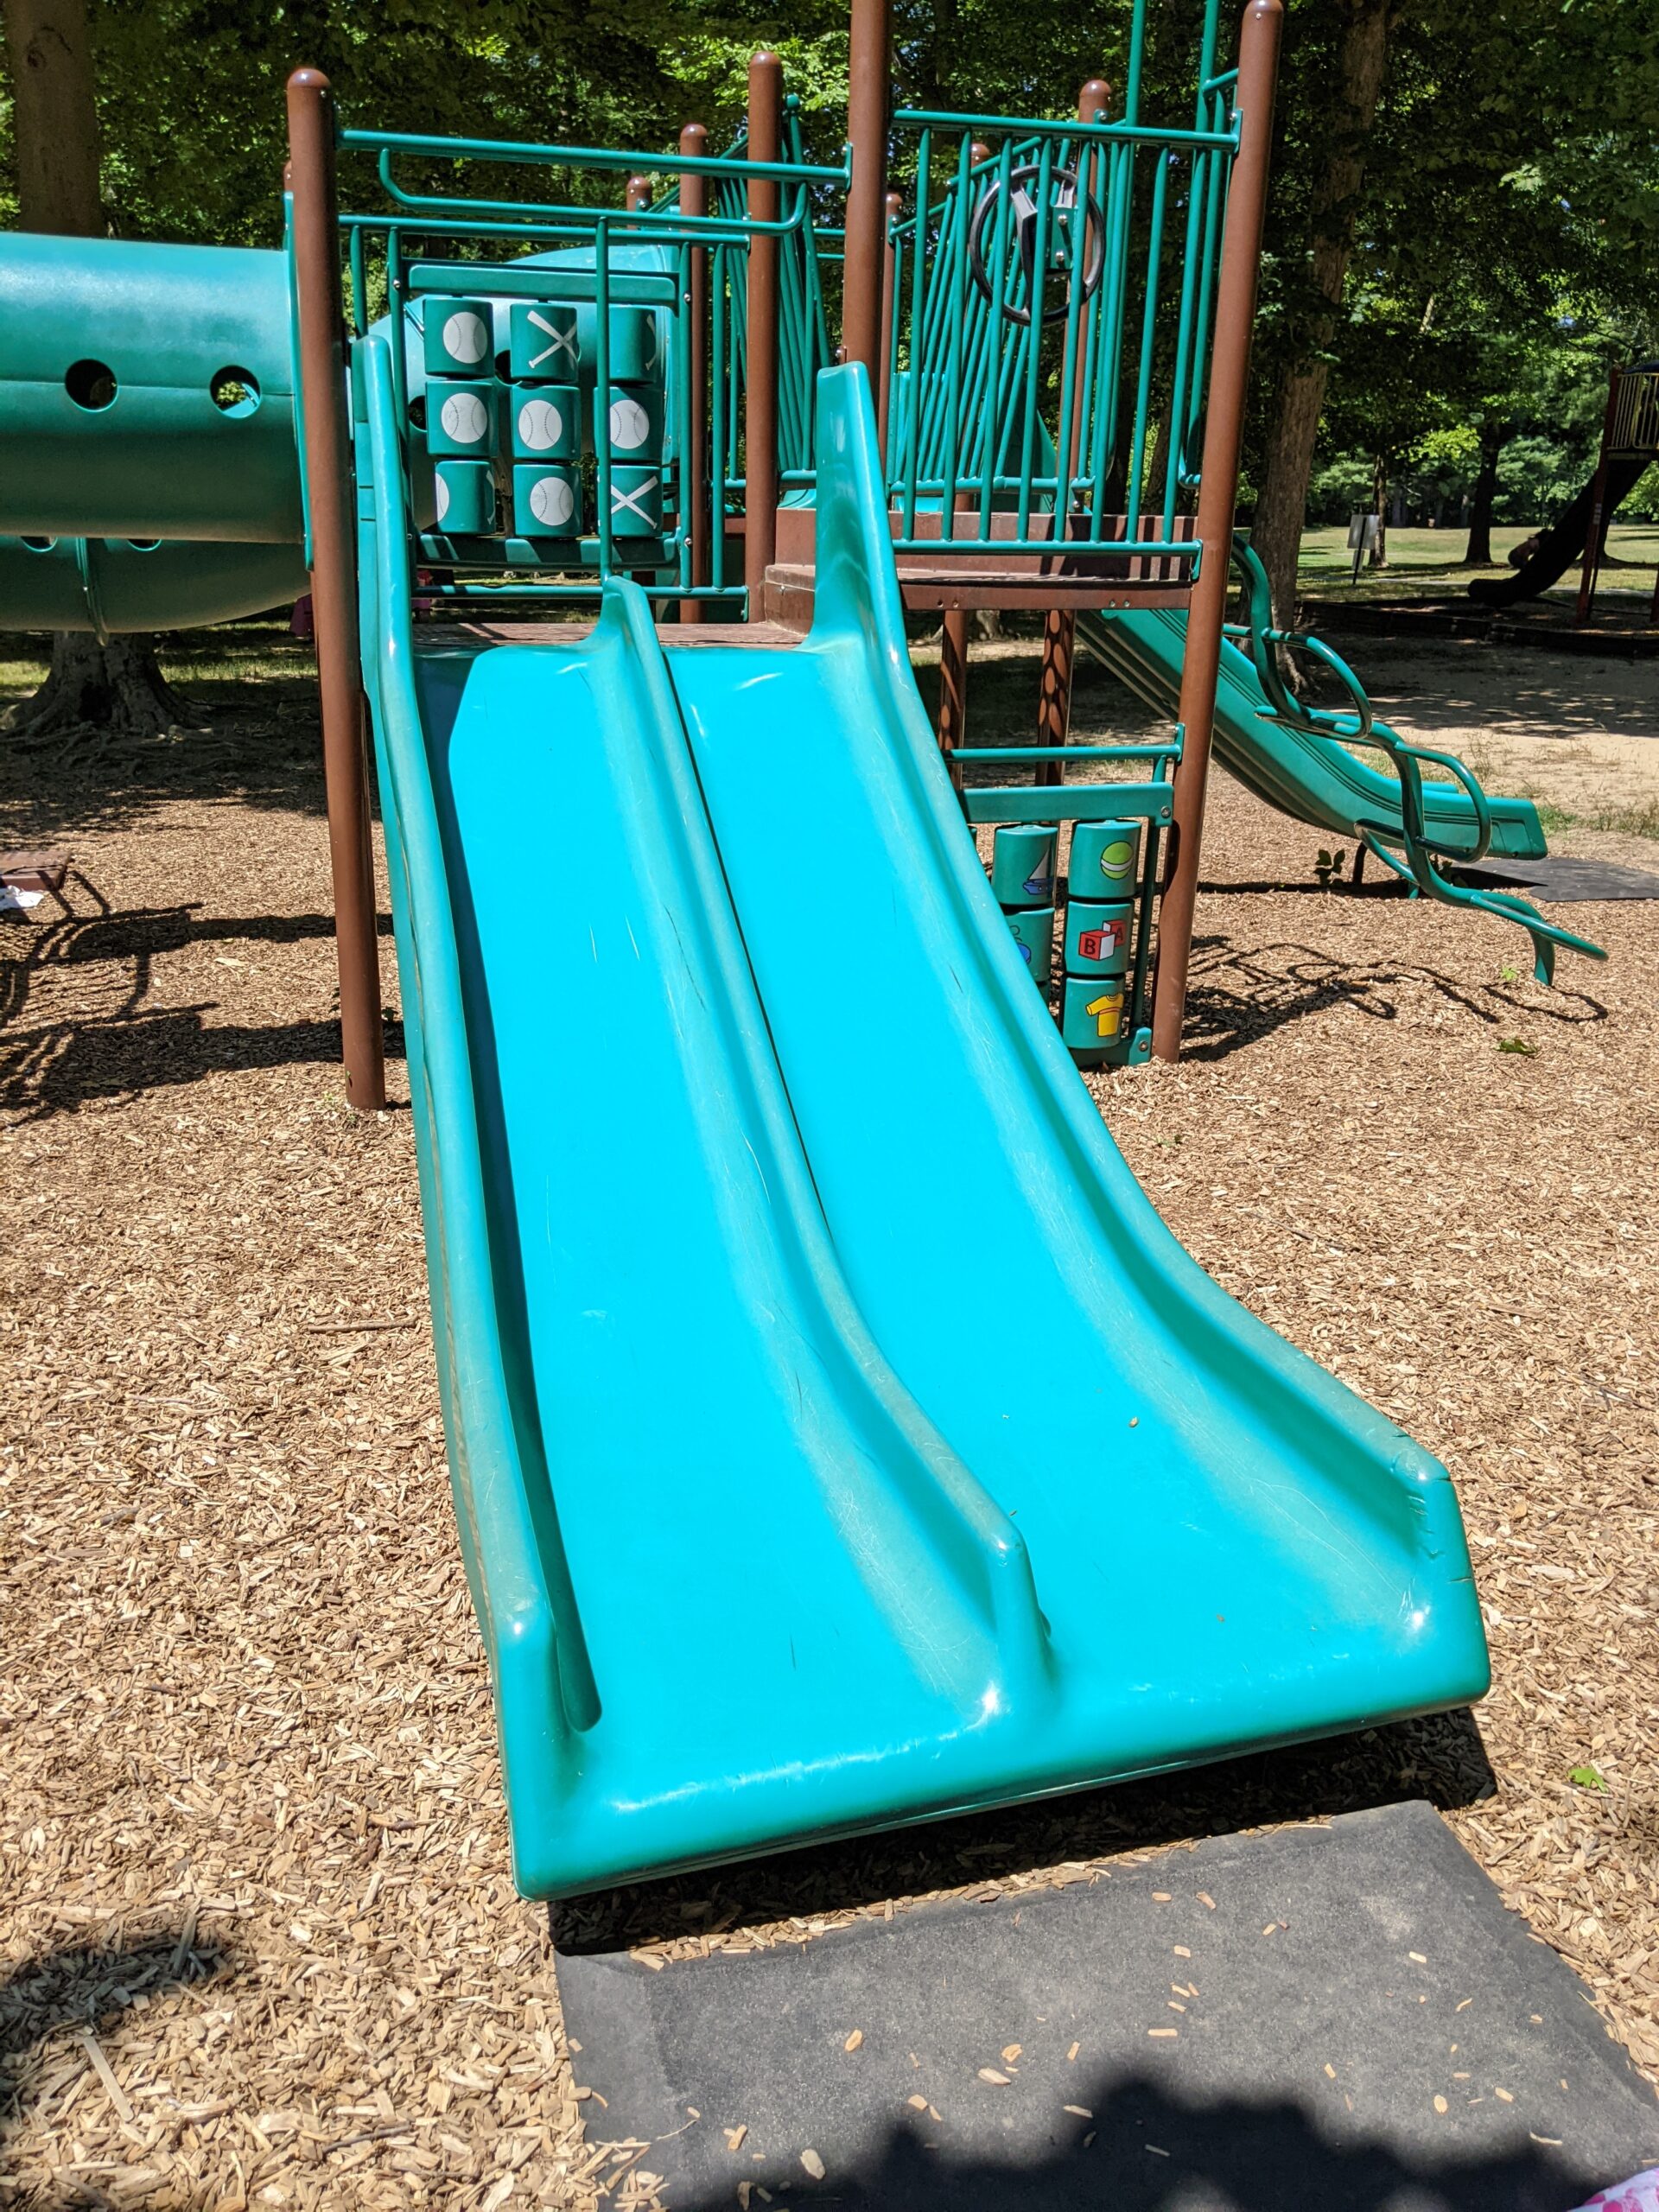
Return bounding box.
[0,232,308,632]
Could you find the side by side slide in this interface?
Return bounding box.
[360,348,1488,1900]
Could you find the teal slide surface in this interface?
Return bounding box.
[360,348,1487,1900]
[1078,607,1548,861]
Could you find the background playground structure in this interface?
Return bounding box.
[1299,522,1659,598]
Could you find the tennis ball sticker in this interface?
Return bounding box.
[609,395,652,450]
[1097,838,1135,882]
[528,473,575,531]
[439,391,490,446]
[435,471,450,523]
[441,309,490,365]
[517,397,564,452]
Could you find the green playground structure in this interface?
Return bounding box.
[0,0,1549,1896]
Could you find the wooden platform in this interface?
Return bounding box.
[414,619,801,652]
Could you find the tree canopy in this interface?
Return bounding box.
[3,0,1656,569]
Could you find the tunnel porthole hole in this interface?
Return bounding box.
[125,539,162,551]
[66,359,118,410]
[21,536,58,552]
[209,366,262,417]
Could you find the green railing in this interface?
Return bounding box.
[328,120,849,612]
[880,0,1239,568]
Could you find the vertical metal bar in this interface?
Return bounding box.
[1128,789,1165,1037]
[347,226,367,338]
[680,122,709,622]
[1125,0,1147,124]
[843,0,892,378]
[711,242,728,595]
[745,50,782,614]
[596,215,613,578]
[1015,139,1055,537]
[1577,366,1621,624]
[386,226,409,451]
[877,188,902,467]
[886,226,907,484]
[938,608,969,778]
[1152,0,1284,1062]
[1164,150,1203,530]
[1126,149,1170,541]
[1033,609,1073,788]
[982,142,1016,530]
[941,135,973,539]
[1036,79,1111,792]
[285,67,385,1113]
[902,132,931,539]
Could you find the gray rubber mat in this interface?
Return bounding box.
[556,1800,1658,2210]
[1452,855,1659,901]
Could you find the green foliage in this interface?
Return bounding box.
[1569,1763,1606,1791]
[0,0,1654,548]
[1496,1037,1538,1055]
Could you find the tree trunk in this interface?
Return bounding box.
[2,0,189,734]
[3,632,194,741]
[3,0,102,232]
[1368,451,1389,569]
[1249,0,1396,626]
[1462,425,1504,565]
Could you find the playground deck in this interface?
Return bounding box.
[2,617,1656,2208]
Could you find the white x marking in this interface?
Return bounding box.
[611,474,660,525]
[528,308,578,371]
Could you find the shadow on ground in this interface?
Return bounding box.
[550,1707,1496,1955]
[667,2074,1610,2212]
[0,621,331,841]
[0,904,404,1118]
[1177,937,1607,1064]
[0,1927,229,2153]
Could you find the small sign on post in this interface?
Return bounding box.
[1347,511,1381,585]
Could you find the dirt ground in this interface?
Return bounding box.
[2,617,1656,2209]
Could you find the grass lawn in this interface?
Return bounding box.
[1297,521,1659,600]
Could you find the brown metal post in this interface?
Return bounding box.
[843,0,892,379]
[285,68,385,1112]
[1149,0,1282,1063]
[876,189,902,458]
[938,610,969,778]
[745,53,782,614]
[1576,366,1620,626]
[626,174,652,213]
[1034,608,1074,786]
[679,123,709,624]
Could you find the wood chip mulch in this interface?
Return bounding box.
[2,621,1655,2209]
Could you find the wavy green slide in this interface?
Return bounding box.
[1077,606,1548,861]
[360,346,1487,1900]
